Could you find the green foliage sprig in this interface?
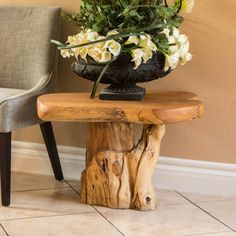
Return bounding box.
[62,0,183,54]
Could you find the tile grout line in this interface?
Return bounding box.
[0,223,10,236]
[1,211,96,222]
[175,191,236,233]
[65,180,126,236]
[1,180,94,222]
[64,180,80,194]
[91,206,126,236]
[11,185,71,193]
[184,230,234,236]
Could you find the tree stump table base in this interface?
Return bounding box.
[80,122,165,211]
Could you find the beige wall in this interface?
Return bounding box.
[1,0,236,163]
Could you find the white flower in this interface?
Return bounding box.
[139,35,157,51]
[167,35,176,44]
[131,48,143,60]
[87,48,99,61]
[87,36,114,62]
[138,34,157,63]
[87,31,99,41]
[165,51,180,70]
[162,28,170,36]
[131,48,143,69]
[94,36,108,49]
[169,45,178,54]
[61,49,73,58]
[179,40,190,56]
[180,52,192,65]
[94,43,105,54]
[74,32,88,44]
[108,41,121,56]
[186,52,192,61]
[106,30,119,36]
[61,29,117,62]
[173,27,180,39]
[89,50,112,63]
[142,50,152,63]
[77,47,89,60]
[72,47,81,59]
[99,51,112,63]
[125,36,139,45]
[162,27,192,71]
[178,34,188,44]
[67,35,77,44]
[127,34,158,68]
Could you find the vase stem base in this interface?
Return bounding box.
[99,84,146,101]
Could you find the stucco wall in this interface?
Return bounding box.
[1,0,235,163]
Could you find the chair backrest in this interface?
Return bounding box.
[0,6,60,90]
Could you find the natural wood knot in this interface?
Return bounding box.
[112,161,122,176]
[96,152,106,164]
[101,158,108,172]
[145,196,152,205]
[146,147,155,157]
[96,153,109,172]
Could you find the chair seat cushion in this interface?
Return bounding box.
[0,87,26,103]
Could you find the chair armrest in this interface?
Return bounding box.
[0,72,54,132]
[0,72,53,105]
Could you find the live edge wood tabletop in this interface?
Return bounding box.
[37,91,204,211]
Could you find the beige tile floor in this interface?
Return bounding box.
[0,172,235,236]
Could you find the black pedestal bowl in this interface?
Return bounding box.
[72,52,170,101]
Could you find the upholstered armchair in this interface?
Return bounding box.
[0,6,64,206]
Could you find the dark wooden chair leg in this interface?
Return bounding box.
[0,132,11,206]
[40,122,64,181]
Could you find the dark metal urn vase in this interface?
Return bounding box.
[72,52,170,101]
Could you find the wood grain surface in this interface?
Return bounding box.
[37,91,204,124]
[80,122,165,210]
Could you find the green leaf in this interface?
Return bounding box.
[92,22,102,32]
[119,0,128,8]
[57,0,187,59]
[85,1,92,10]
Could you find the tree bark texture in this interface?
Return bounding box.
[80,122,165,211]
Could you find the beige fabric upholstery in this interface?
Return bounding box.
[0,88,26,102]
[0,6,60,132]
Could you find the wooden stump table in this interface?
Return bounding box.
[37,91,204,211]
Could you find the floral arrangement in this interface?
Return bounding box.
[52,0,194,97]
